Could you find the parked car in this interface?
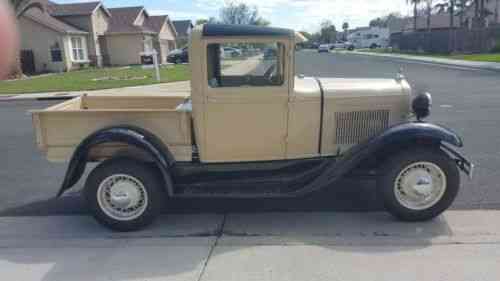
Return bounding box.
[32,24,473,231]
[222,47,242,58]
[318,44,330,53]
[167,47,188,64]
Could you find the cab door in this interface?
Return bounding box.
[202,39,290,162]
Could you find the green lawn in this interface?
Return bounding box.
[360,49,500,63]
[0,65,190,95]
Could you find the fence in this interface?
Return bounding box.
[390,27,500,53]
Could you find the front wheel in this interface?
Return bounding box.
[378,148,460,221]
[84,158,166,231]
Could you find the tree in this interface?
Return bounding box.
[369,13,406,29]
[319,20,336,43]
[195,19,208,25]
[219,2,270,26]
[407,0,423,30]
[342,22,349,40]
[455,0,472,27]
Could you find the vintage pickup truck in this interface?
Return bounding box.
[32,24,473,231]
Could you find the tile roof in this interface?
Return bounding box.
[148,15,168,33]
[24,8,88,34]
[107,7,155,34]
[172,20,193,37]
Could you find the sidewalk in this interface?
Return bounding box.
[0,81,191,102]
[1,211,500,281]
[348,50,500,72]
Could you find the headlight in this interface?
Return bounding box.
[412,92,432,121]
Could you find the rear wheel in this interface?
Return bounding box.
[378,148,460,221]
[84,158,165,231]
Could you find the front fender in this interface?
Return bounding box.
[374,122,463,148]
[293,122,465,195]
[57,125,175,197]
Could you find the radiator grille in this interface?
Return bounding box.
[335,110,390,144]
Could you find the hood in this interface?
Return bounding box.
[317,77,409,99]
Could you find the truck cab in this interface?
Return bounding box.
[32,24,473,231]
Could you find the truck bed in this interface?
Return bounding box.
[31,94,193,162]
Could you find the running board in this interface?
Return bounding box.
[172,159,330,198]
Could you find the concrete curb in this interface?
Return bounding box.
[342,50,500,72]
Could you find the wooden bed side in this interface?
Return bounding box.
[32,95,193,162]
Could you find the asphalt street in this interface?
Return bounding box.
[1,51,499,216]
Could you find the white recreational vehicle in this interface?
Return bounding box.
[347,27,390,49]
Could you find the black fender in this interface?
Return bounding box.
[57,125,175,197]
[294,122,465,195]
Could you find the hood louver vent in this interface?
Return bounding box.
[335,110,390,144]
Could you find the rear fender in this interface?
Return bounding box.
[57,125,175,197]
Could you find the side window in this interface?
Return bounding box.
[50,42,62,62]
[206,42,285,88]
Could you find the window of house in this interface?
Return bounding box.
[206,42,285,88]
[70,37,86,61]
[50,42,62,62]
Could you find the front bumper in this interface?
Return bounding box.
[442,144,474,180]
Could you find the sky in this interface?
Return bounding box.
[55,0,414,33]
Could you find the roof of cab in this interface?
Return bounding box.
[202,24,294,38]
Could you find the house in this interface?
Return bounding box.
[18,1,178,73]
[172,20,193,47]
[18,2,96,73]
[105,6,177,65]
[46,1,111,68]
[148,16,178,64]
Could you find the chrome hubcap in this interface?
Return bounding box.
[97,174,148,221]
[394,162,447,210]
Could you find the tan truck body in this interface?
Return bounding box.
[32,25,411,164]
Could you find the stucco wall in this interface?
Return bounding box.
[106,34,147,65]
[18,17,71,72]
[159,22,175,40]
[90,8,110,66]
[156,23,177,64]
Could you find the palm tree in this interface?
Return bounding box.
[455,0,470,27]
[422,0,435,31]
[8,0,44,77]
[407,0,423,30]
